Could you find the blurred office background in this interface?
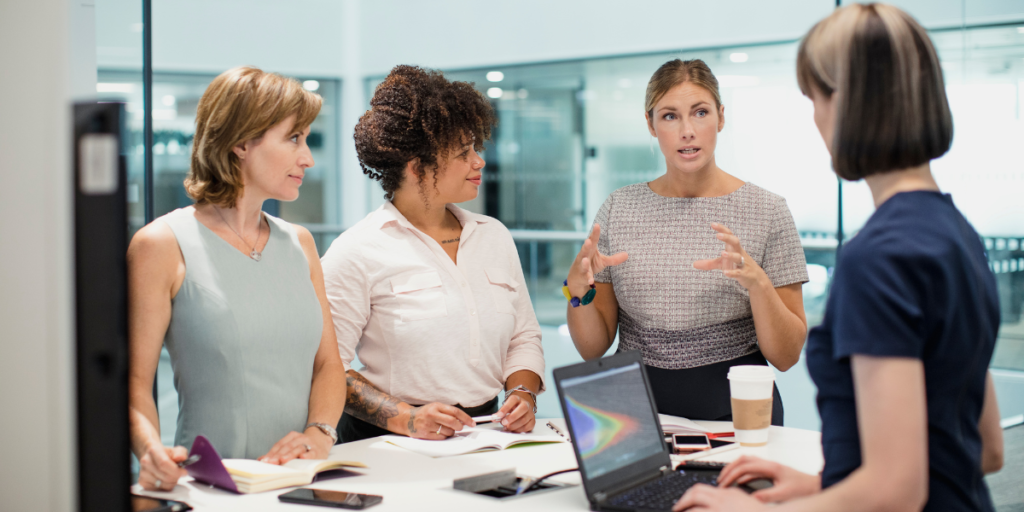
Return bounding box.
[85,0,1024,438]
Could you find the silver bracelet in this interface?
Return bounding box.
[305,422,339,445]
[504,385,537,414]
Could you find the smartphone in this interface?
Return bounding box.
[279,488,383,509]
[131,496,192,512]
[673,434,711,453]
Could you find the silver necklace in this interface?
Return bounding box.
[214,206,263,262]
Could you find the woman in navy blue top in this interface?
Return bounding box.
[674,5,1004,512]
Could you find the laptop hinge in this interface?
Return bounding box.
[594,492,607,503]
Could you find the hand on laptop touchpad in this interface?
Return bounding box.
[737,478,773,493]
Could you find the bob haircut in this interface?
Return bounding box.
[184,66,322,207]
[797,3,952,181]
[645,59,721,129]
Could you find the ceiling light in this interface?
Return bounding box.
[730,52,749,63]
[303,80,320,91]
[161,95,175,106]
[486,71,504,82]
[96,83,133,93]
[487,87,503,99]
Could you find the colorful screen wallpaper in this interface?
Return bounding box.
[561,362,665,479]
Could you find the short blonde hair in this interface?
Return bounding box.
[797,3,952,180]
[645,59,721,128]
[185,66,322,207]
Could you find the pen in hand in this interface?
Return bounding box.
[177,454,201,468]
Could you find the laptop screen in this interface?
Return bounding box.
[560,361,666,480]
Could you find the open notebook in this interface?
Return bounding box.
[186,435,367,494]
[381,423,565,458]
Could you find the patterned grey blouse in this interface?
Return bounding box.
[594,182,808,370]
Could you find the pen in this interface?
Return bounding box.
[472,414,502,424]
[177,454,201,468]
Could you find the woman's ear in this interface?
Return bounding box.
[232,140,250,160]
[717,104,726,132]
[403,157,422,182]
[645,110,657,137]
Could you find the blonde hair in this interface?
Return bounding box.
[645,59,721,128]
[185,66,322,207]
[797,3,952,180]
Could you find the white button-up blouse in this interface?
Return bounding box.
[320,201,545,408]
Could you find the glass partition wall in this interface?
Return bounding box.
[362,24,1024,426]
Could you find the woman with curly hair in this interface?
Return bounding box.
[320,65,545,443]
[128,66,346,491]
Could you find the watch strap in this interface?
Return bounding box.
[305,422,339,445]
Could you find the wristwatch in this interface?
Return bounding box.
[305,422,339,445]
[504,385,538,414]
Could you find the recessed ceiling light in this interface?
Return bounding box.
[486,71,504,82]
[730,52,749,63]
[487,87,503,99]
[303,80,320,91]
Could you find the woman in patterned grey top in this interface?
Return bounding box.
[566,59,808,424]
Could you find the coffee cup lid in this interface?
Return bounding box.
[727,365,774,381]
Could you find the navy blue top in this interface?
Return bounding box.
[806,191,998,512]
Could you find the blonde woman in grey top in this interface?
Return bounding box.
[566,59,808,424]
[128,67,345,492]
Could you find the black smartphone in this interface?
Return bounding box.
[279,488,383,509]
[131,496,192,512]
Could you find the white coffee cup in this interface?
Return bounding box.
[727,365,775,446]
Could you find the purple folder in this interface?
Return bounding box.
[186,435,240,493]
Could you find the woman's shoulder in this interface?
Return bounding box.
[737,182,788,208]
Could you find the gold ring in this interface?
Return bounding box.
[436,425,443,435]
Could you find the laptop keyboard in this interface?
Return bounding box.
[607,470,719,510]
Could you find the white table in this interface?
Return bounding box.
[133,420,823,511]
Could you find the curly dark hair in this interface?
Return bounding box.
[354,65,496,200]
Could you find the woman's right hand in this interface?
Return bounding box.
[716,455,821,503]
[138,441,188,492]
[567,224,628,298]
[405,403,476,440]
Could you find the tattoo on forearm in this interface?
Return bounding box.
[407,408,418,434]
[344,371,402,430]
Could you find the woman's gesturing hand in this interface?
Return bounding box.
[716,455,821,503]
[138,441,188,491]
[406,403,476,440]
[693,223,768,291]
[567,224,628,297]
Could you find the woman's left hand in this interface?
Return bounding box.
[259,429,333,464]
[497,394,536,433]
[672,484,767,512]
[693,223,768,291]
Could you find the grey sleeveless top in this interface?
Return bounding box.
[594,182,808,370]
[161,208,322,459]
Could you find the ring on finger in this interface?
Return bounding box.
[739,256,745,268]
[154,478,162,488]
[436,425,443,435]
[303,443,312,452]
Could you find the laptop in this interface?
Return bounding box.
[553,351,723,511]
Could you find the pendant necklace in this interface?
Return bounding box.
[215,206,263,262]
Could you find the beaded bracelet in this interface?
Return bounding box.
[562,279,597,307]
